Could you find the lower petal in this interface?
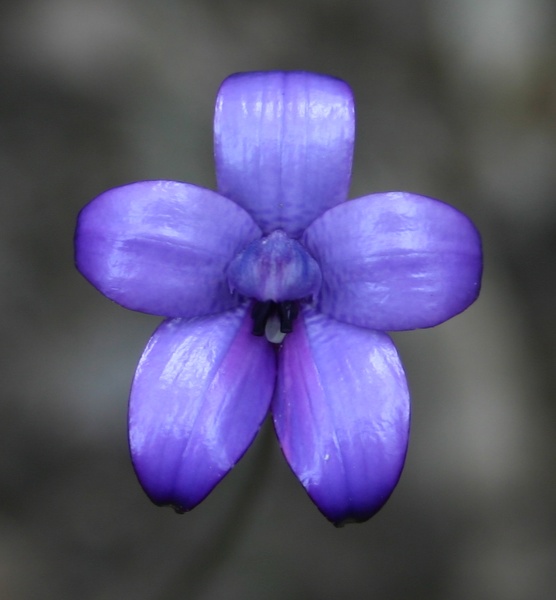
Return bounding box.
[129,305,276,511]
[273,307,410,525]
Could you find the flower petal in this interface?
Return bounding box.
[129,305,276,511]
[214,72,354,237]
[273,307,410,525]
[303,192,482,331]
[75,180,261,317]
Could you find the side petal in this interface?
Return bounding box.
[273,308,410,525]
[75,180,261,317]
[129,305,276,511]
[214,71,354,237]
[303,192,482,331]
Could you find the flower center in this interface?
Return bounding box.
[251,300,299,343]
[226,230,321,340]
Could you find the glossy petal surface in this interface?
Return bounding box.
[129,305,276,511]
[75,180,261,317]
[273,307,410,525]
[214,72,354,237]
[303,192,482,331]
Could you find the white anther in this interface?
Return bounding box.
[265,313,286,344]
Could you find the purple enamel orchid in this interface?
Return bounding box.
[75,72,482,525]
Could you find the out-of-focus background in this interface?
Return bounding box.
[1,0,555,598]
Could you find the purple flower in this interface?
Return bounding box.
[75,72,482,525]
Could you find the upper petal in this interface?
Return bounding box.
[75,180,261,317]
[303,192,482,331]
[129,305,276,511]
[214,71,354,237]
[273,307,410,525]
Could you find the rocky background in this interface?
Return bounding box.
[1,0,555,598]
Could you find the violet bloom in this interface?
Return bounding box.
[75,72,482,525]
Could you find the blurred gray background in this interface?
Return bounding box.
[1,0,555,598]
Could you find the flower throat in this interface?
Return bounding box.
[225,229,321,342]
[251,299,299,343]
